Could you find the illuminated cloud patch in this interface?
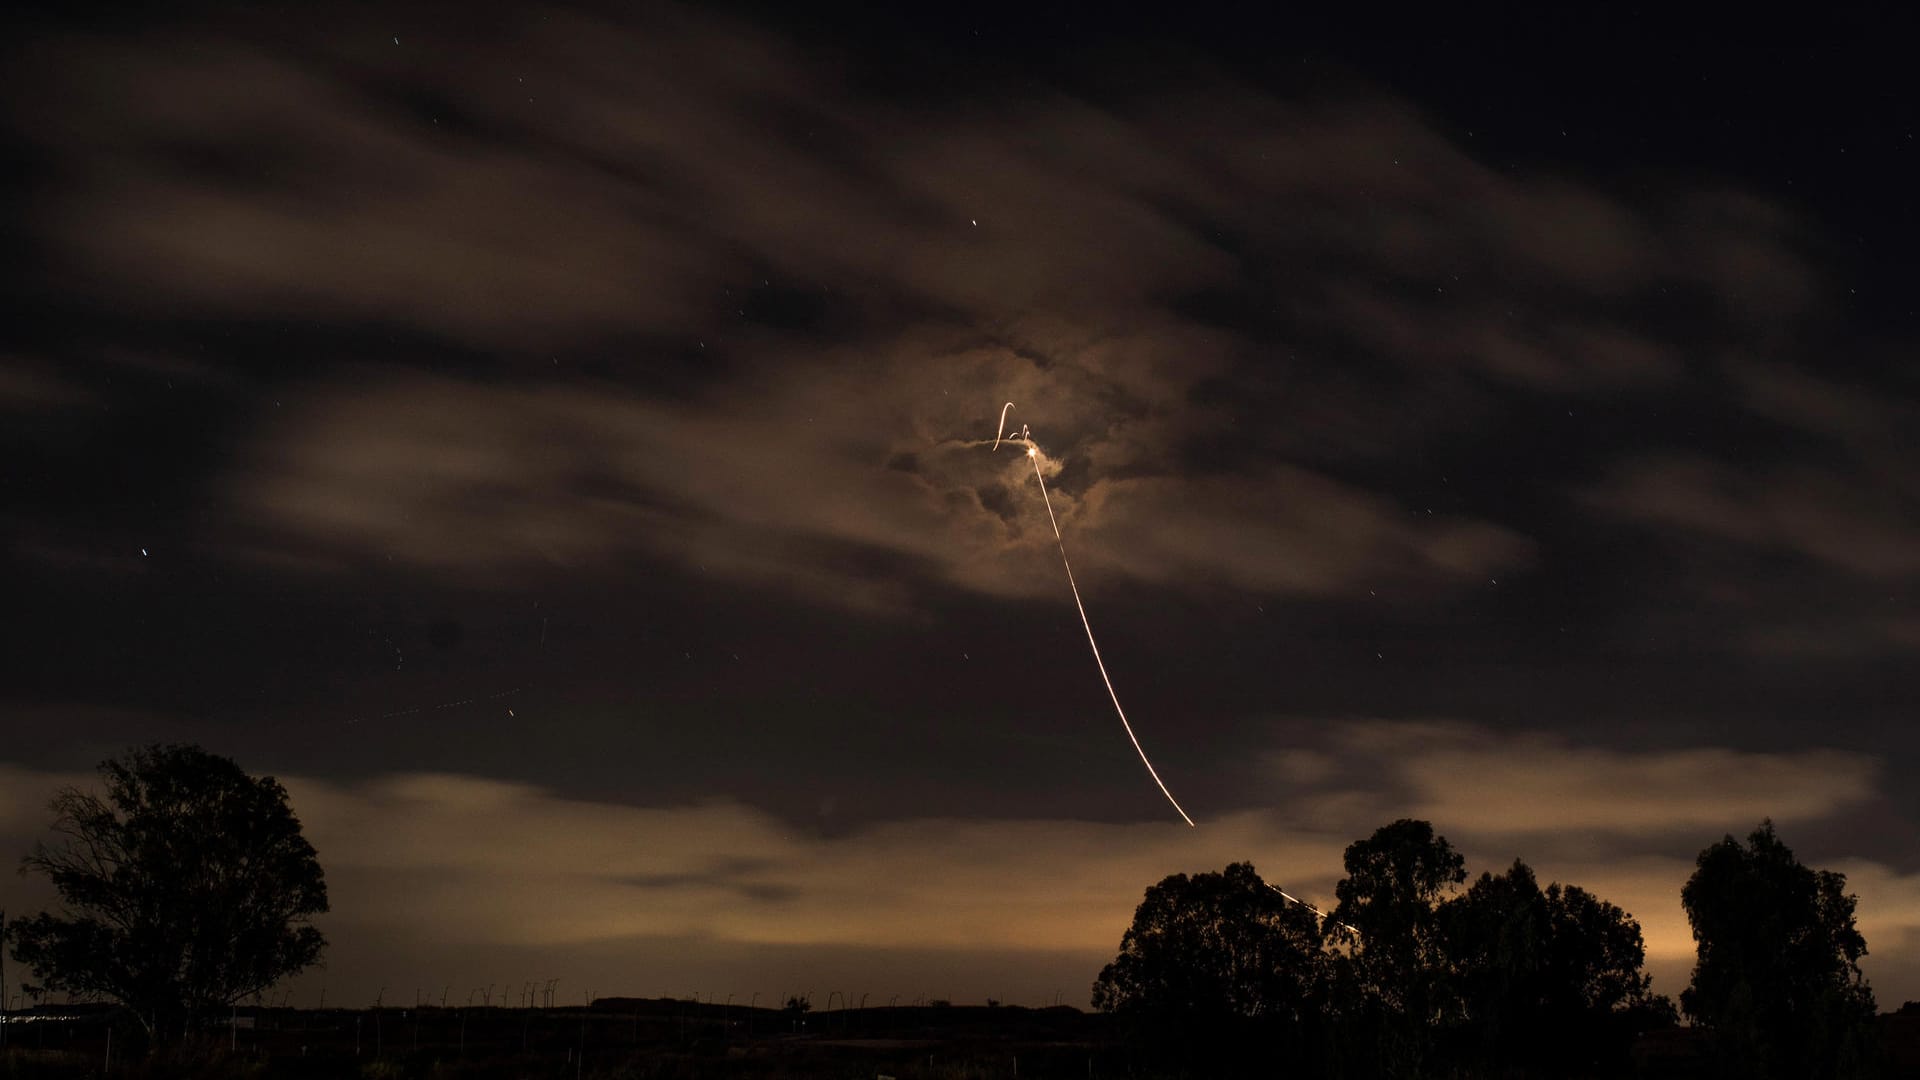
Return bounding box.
[2,727,1915,1009]
[1337,721,1880,834]
[283,773,1346,954]
[223,366,1533,607]
[271,748,1920,1008]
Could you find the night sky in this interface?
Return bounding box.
[3,6,1917,1011]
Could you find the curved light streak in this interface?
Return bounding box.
[1000,410,1195,827]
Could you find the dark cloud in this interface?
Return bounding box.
[1587,454,1920,580]
[12,5,1817,608]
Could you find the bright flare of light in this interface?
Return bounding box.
[1266,881,1358,935]
[999,410,1195,828]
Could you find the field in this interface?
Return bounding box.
[14,1000,1920,1078]
[0,999,1119,1079]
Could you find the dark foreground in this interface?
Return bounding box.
[8,999,1920,1078]
[2,999,1111,1080]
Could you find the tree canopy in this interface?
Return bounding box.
[1328,818,1465,1026]
[1681,819,1876,1079]
[1093,861,1328,1022]
[7,744,328,1044]
[1440,859,1675,1075]
[1093,861,1332,1073]
[1095,822,1675,1078]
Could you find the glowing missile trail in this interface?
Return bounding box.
[996,403,1196,827]
[1264,880,1359,936]
[995,408,1354,918]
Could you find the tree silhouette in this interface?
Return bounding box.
[1093,862,1330,1072]
[7,744,328,1045]
[1094,862,1328,1020]
[1093,826,1678,1078]
[1681,820,1876,1080]
[1328,819,1464,1019]
[1440,858,1674,1076]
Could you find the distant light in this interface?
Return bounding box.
[141,548,148,556]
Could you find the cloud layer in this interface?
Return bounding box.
[10,4,1864,618]
[7,722,1907,1009]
